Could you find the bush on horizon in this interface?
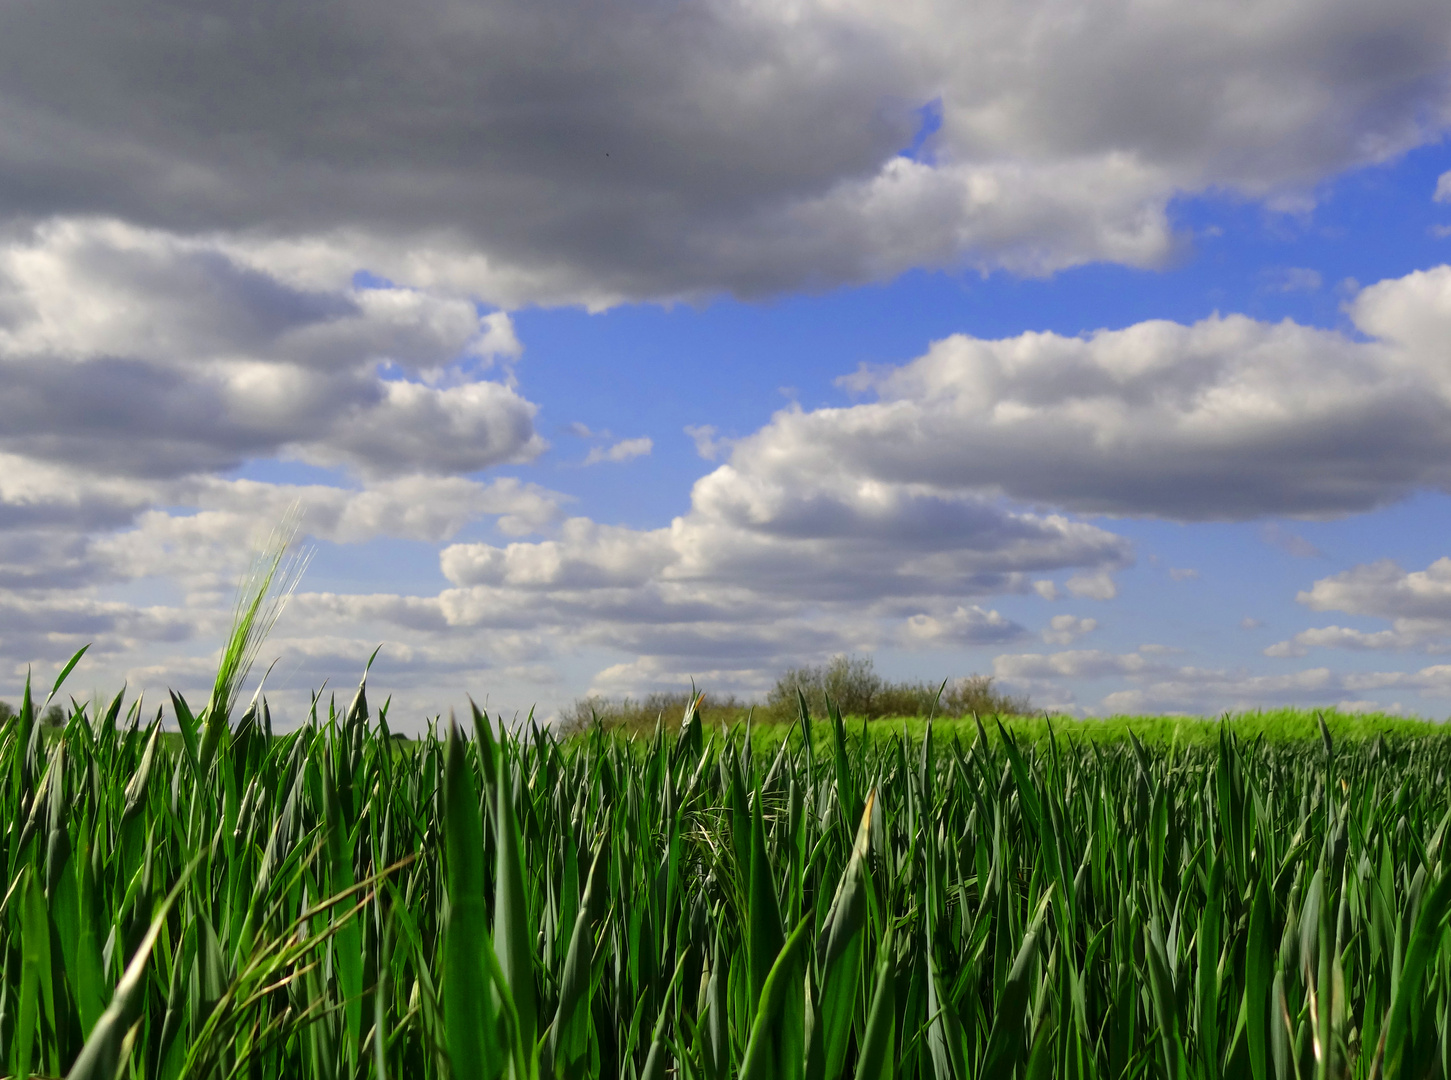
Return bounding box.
[558,653,1032,733]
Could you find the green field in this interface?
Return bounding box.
[5,655,1451,1080]
[734,707,1446,752]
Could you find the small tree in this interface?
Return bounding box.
[768,655,1032,720]
[0,701,67,726]
[767,655,885,719]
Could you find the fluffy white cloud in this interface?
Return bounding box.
[1263,557,1451,657]
[0,0,1445,302]
[403,438,1132,702]
[1436,170,1451,203]
[900,606,1025,647]
[0,219,543,480]
[1041,614,1097,646]
[1300,558,1451,621]
[993,645,1451,715]
[33,258,1451,716]
[1067,572,1119,599]
[727,264,1451,520]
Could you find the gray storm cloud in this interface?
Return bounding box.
[0,0,1445,301]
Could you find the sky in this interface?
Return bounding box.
[4,0,1451,726]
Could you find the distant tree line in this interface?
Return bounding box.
[557,654,1032,734]
[0,700,67,726]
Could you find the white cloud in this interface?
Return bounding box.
[1436,170,1451,203]
[476,311,523,364]
[1263,556,1451,658]
[900,605,1026,647]
[0,219,544,480]
[1033,579,1060,601]
[403,428,1132,704]
[996,649,1153,681]
[0,268,1139,715]
[1265,625,1418,658]
[1066,571,1118,600]
[1041,614,1097,645]
[685,425,727,461]
[1300,557,1451,620]
[789,264,1451,520]
[45,253,1451,716]
[994,646,1451,715]
[1168,567,1199,582]
[584,436,653,465]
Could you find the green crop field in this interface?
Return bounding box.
[5,645,1451,1080]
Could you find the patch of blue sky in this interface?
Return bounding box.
[900,98,944,163]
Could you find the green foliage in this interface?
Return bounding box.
[766,654,1031,720]
[1,701,65,727]
[6,661,1451,1078]
[562,654,1031,733]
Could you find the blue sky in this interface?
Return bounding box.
[4,0,1451,723]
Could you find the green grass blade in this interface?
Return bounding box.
[65,858,197,1080]
[44,644,89,709]
[1246,878,1273,1080]
[739,914,813,1080]
[816,790,876,1080]
[324,762,363,1062]
[493,735,539,1062]
[443,718,504,1080]
[854,927,896,1080]
[748,778,785,1014]
[544,842,606,1078]
[1382,860,1451,1078]
[980,888,1053,1078]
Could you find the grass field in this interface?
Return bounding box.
[735,707,1446,752]
[5,644,1451,1080]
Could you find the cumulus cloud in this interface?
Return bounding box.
[0,233,1147,714]
[409,439,1130,700]
[783,264,1451,520]
[0,219,544,481]
[1437,170,1451,203]
[993,646,1451,715]
[1263,557,1451,657]
[1033,580,1060,601]
[1300,558,1451,621]
[685,425,727,461]
[900,605,1026,647]
[1066,572,1118,599]
[0,0,1445,303]
[38,255,1451,714]
[1041,614,1097,645]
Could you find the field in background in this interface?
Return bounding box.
[563,701,1444,751]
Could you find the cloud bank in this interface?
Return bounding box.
[0,0,1446,302]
